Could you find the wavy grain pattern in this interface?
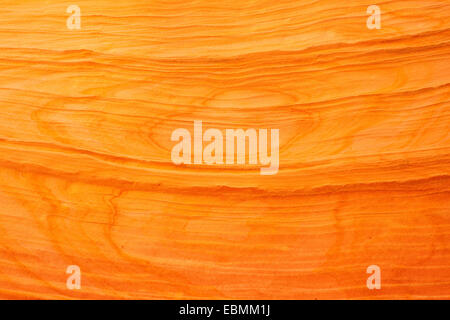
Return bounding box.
[0,0,449,299]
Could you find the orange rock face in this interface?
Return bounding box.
[0,0,449,299]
